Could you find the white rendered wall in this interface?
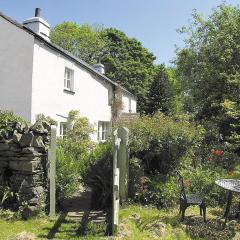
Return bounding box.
[0,17,34,121]
[122,92,137,113]
[31,40,112,141]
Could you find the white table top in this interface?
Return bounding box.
[215,179,240,193]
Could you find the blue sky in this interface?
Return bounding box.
[0,0,239,65]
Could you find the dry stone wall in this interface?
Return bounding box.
[0,120,51,218]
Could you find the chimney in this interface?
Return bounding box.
[23,8,50,41]
[35,8,41,17]
[93,63,105,74]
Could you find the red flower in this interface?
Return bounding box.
[208,157,213,161]
[212,149,223,156]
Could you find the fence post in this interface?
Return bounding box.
[112,129,120,235]
[48,125,56,217]
[117,127,129,203]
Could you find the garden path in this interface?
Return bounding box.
[44,185,108,239]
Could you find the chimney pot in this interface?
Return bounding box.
[93,63,105,74]
[35,8,41,17]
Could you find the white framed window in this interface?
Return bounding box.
[59,122,67,138]
[98,121,110,141]
[64,67,74,91]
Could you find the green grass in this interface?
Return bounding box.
[1,206,240,239]
[118,205,240,240]
[0,211,109,240]
[0,217,52,240]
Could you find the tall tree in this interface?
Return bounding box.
[101,28,156,113]
[175,4,240,148]
[50,22,108,64]
[147,65,172,115]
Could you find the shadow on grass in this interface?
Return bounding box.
[38,210,110,239]
[76,209,111,237]
[76,208,91,236]
[37,212,69,239]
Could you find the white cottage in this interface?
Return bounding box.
[0,9,137,141]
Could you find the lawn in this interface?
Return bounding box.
[1,206,240,240]
[0,211,108,240]
[118,205,240,240]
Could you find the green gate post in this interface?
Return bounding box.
[49,125,56,217]
[117,127,130,203]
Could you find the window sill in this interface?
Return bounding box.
[63,88,75,95]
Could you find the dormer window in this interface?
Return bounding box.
[64,67,74,91]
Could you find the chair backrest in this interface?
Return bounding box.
[176,171,186,200]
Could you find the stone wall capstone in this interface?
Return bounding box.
[0,120,51,218]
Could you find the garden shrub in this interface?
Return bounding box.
[81,141,113,209]
[56,111,95,201]
[181,164,227,206]
[132,163,227,208]
[133,173,178,209]
[0,110,26,132]
[128,157,145,198]
[115,112,205,208]
[56,147,85,201]
[124,112,204,174]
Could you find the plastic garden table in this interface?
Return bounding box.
[215,179,240,224]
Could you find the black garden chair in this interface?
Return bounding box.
[176,171,206,222]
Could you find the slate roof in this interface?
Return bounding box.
[0,11,136,97]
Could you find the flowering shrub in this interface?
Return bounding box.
[205,145,239,170]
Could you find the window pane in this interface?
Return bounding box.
[102,130,105,140]
[67,70,70,79]
[60,122,67,137]
[67,80,71,89]
[98,121,110,141]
